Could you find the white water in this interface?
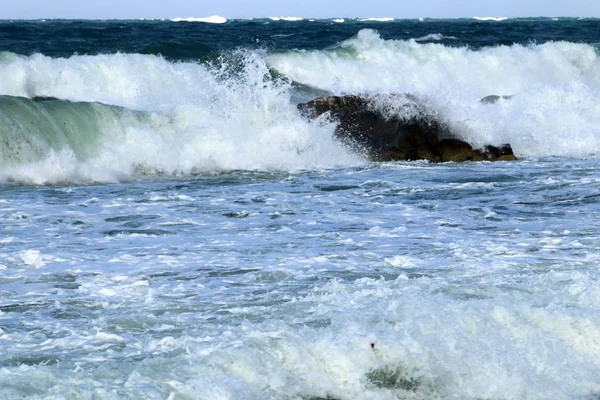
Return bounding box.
[359,17,395,22]
[473,16,509,21]
[414,33,457,41]
[2,159,600,399]
[269,17,304,22]
[3,28,600,185]
[268,29,600,158]
[2,25,600,400]
[0,51,361,184]
[171,15,227,23]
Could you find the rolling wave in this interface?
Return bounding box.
[268,29,600,158]
[0,51,360,184]
[2,27,600,184]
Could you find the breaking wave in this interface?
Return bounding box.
[268,29,600,158]
[0,51,360,184]
[3,27,600,184]
[171,16,227,23]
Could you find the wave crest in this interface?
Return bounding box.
[0,51,361,184]
[268,29,600,158]
[171,16,227,23]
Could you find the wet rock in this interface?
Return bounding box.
[480,94,513,104]
[438,139,478,162]
[297,94,517,162]
[32,96,61,102]
[484,143,517,161]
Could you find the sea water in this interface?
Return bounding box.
[1,18,600,399]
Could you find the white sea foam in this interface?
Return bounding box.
[268,29,600,158]
[359,17,395,22]
[3,27,600,184]
[473,16,508,21]
[0,51,361,184]
[333,19,345,23]
[6,260,598,399]
[171,15,227,23]
[269,17,304,22]
[414,33,457,41]
[20,249,44,269]
[1,147,600,398]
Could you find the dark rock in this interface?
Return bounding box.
[297,94,517,162]
[32,96,61,102]
[496,143,517,161]
[480,95,513,104]
[298,94,446,161]
[438,139,477,162]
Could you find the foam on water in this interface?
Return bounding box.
[171,15,227,23]
[2,159,600,398]
[2,20,600,400]
[268,29,600,157]
[0,51,362,184]
[359,17,395,22]
[414,33,457,41]
[473,16,509,21]
[3,28,600,184]
[269,17,304,22]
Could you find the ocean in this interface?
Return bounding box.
[1,17,600,399]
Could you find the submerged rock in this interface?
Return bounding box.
[298,94,516,162]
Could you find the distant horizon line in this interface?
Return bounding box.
[1,15,598,21]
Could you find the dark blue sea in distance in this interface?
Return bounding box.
[1,17,600,399]
[2,17,600,59]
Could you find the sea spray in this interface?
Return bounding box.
[269,29,600,94]
[268,29,600,157]
[0,51,361,184]
[2,26,600,182]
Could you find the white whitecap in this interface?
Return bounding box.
[171,15,227,23]
[414,33,457,41]
[473,16,508,21]
[269,17,303,21]
[359,17,394,22]
[268,29,600,158]
[21,249,44,269]
[0,50,362,184]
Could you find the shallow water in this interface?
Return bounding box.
[2,158,600,399]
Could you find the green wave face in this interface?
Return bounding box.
[0,96,153,167]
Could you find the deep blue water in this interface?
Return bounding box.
[1,18,599,59]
